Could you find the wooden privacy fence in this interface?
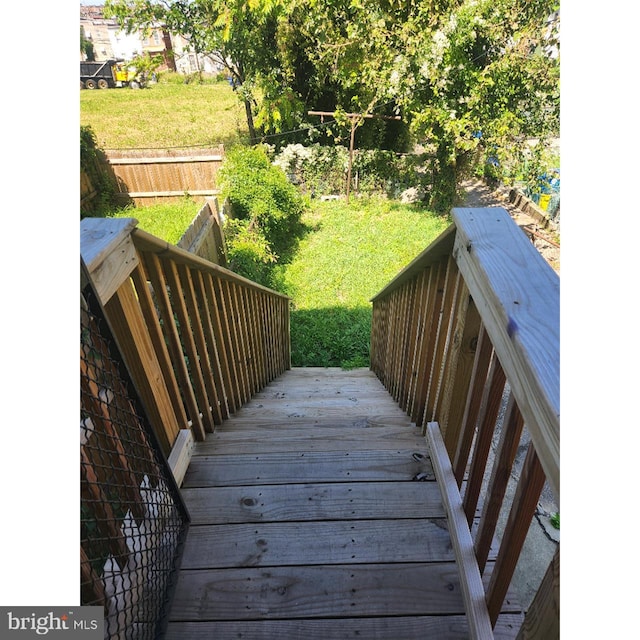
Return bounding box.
[176,197,229,267]
[80,216,290,484]
[104,147,225,206]
[370,207,559,638]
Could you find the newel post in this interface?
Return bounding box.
[80,218,184,458]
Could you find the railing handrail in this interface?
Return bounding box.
[133,224,290,300]
[80,216,291,468]
[451,207,559,501]
[371,207,559,500]
[369,206,560,636]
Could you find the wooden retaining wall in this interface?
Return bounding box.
[177,197,229,267]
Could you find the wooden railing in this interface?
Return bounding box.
[370,207,559,639]
[80,217,291,483]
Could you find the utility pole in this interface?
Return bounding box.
[308,110,401,203]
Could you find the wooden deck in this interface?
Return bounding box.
[166,368,524,639]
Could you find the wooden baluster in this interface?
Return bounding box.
[475,394,525,573]
[142,252,204,440]
[103,274,183,453]
[223,280,250,403]
[188,269,229,424]
[462,353,506,527]
[80,448,130,569]
[163,259,215,433]
[237,285,259,395]
[130,262,188,432]
[400,276,420,412]
[486,442,546,626]
[384,289,399,393]
[441,294,481,460]
[423,256,460,429]
[453,325,493,487]
[261,293,271,384]
[80,365,147,523]
[208,276,242,412]
[178,263,223,426]
[192,270,230,420]
[406,269,429,417]
[431,270,467,427]
[282,295,291,371]
[411,259,446,425]
[248,289,267,389]
[81,546,107,608]
[372,297,388,378]
[267,295,279,379]
[516,547,559,640]
[398,280,417,406]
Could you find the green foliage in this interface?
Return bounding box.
[80,125,119,216]
[272,143,435,200]
[284,0,559,211]
[128,52,164,84]
[100,0,559,211]
[550,512,560,530]
[81,26,95,61]
[289,306,372,369]
[222,218,278,286]
[104,0,286,142]
[218,145,308,286]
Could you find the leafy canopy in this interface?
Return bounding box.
[103,0,559,209]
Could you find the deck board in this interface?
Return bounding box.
[169,367,522,638]
[182,481,445,524]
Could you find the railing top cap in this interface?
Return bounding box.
[452,207,559,499]
[81,217,139,274]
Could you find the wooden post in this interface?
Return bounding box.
[308,110,401,202]
[347,117,357,203]
[516,547,559,640]
[81,218,184,455]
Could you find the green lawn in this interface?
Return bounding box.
[273,196,451,367]
[80,78,249,150]
[105,197,202,245]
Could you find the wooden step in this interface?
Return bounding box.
[168,368,523,638]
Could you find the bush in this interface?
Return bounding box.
[222,218,277,286]
[80,125,120,216]
[218,145,308,285]
[272,143,436,201]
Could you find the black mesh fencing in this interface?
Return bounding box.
[81,264,189,639]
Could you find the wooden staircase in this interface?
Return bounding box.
[165,368,523,639]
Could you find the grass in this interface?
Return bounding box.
[105,197,202,244]
[81,79,450,367]
[273,195,451,367]
[80,77,250,150]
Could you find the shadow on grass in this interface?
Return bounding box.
[290,305,372,369]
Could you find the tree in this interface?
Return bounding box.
[104,0,287,143]
[104,0,559,210]
[286,0,559,210]
[81,26,95,61]
[398,0,560,209]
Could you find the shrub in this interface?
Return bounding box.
[223,218,277,287]
[272,143,436,201]
[80,125,120,216]
[218,145,308,284]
